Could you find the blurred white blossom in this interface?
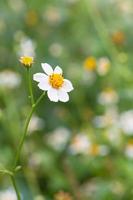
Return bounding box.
[29,152,42,168]
[97,57,110,76]
[0,189,17,200]
[17,37,36,57]
[82,71,96,86]
[69,133,90,154]
[28,115,44,133]
[119,110,133,135]
[0,70,21,89]
[94,107,118,128]
[107,127,121,145]
[98,145,110,156]
[117,0,133,15]
[98,88,119,105]
[47,127,70,150]
[49,43,63,58]
[125,142,133,159]
[43,7,62,25]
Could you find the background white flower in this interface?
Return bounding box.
[119,110,133,135]
[46,127,70,151]
[0,70,21,89]
[33,63,74,102]
[0,188,17,200]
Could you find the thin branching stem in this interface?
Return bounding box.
[13,92,45,168]
[27,68,35,106]
[10,175,21,200]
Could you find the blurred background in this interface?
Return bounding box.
[0,0,133,199]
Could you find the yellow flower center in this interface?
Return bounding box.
[20,56,34,67]
[49,73,64,89]
[89,144,100,155]
[84,56,96,71]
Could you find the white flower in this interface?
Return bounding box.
[17,37,36,57]
[69,133,90,155]
[98,88,119,105]
[28,115,44,133]
[97,57,110,76]
[125,143,133,159]
[47,127,70,150]
[0,70,21,89]
[119,110,133,135]
[33,63,74,102]
[0,188,17,200]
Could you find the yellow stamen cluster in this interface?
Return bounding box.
[20,56,34,68]
[89,144,100,156]
[49,73,64,89]
[84,56,96,71]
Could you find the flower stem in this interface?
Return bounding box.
[10,175,21,200]
[13,92,45,168]
[27,68,34,106]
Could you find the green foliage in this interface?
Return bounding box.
[0,0,133,199]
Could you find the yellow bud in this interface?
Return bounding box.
[19,56,34,68]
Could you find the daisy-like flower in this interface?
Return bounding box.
[20,56,34,68]
[33,63,74,102]
[84,56,96,71]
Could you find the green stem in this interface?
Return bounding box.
[13,92,45,168]
[10,175,21,200]
[27,68,34,106]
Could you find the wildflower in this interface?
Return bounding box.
[33,63,74,102]
[84,56,96,71]
[97,57,110,76]
[89,144,100,156]
[125,140,133,159]
[28,115,44,133]
[119,110,133,135]
[94,107,118,129]
[47,127,70,150]
[18,37,36,57]
[112,31,125,45]
[44,7,61,26]
[28,152,42,169]
[98,88,119,105]
[19,56,34,68]
[69,133,90,154]
[54,191,73,200]
[0,70,21,89]
[0,188,17,200]
[89,144,109,156]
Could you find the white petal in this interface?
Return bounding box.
[37,77,50,91]
[62,79,74,92]
[41,63,53,75]
[33,73,47,82]
[47,88,59,102]
[54,66,62,74]
[58,89,69,102]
